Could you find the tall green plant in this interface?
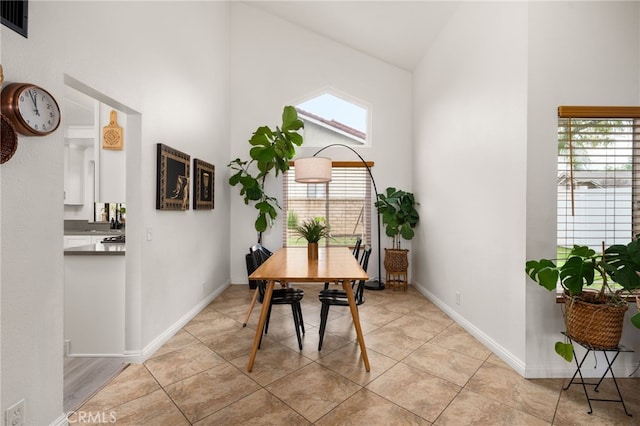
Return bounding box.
[228,106,304,234]
[375,187,419,249]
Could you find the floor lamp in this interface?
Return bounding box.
[294,143,385,290]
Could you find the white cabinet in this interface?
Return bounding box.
[64,255,125,356]
[63,143,88,205]
[63,236,91,249]
[63,235,111,248]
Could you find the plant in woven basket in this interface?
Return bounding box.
[375,187,419,249]
[526,239,640,361]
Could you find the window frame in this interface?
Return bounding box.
[283,161,374,250]
[555,105,640,300]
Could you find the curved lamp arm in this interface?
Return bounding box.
[308,143,384,289]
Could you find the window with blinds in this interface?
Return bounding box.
[557,106,640,263]
[283,162,372,248]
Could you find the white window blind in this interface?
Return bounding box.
[283,161,372,248]
[557,106,640,261]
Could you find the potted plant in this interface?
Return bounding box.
[375,187,419,284]
[228,106,304,239]
[292,217,330,260]
[525,240,640,361]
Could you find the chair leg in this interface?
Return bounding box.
[318,303,330,351]
[291,303,303,350]
[264,303,273,335]
[296,304,305,335]
[259,303,273,350]
[242,288,260,327]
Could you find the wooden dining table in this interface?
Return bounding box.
[247,246,370,372]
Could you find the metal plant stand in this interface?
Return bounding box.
[561,332,633,417]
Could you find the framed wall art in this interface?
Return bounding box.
[156,143,190,210]
[193,158,215,210]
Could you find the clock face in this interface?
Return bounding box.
[16,85,61,135]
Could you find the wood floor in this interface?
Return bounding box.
[63,357,128,412]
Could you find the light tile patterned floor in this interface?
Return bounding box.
[72,284,640,425]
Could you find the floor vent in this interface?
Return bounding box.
[1,1,28,38]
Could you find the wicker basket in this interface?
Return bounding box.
[563,293,628,349]
[384,249,409,273]
[1,114,18,164]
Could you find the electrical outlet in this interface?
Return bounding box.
[6,399,25,426]
[455,291,461,306]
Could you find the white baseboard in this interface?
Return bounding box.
[411,281,640,379]
[125,282,230,364]
[412,280,526,377]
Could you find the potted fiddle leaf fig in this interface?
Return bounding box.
[228,106,304,239]
[375,187,419,288]
[525,239,640,361]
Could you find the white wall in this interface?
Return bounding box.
[413,2,529,373]
[413,1,640,378]
[1,1,230,423]
[229,3,413,285]
[526,1,640,377]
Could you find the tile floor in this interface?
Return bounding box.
[72,284,639,425]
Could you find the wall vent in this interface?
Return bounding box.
[1,1,28,38]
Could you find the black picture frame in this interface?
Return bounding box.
[193,159,215,210]
[156,143,190,210]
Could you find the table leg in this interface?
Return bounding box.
[342,279,370,372]
[242,287,260,327]
[247,280,274,372]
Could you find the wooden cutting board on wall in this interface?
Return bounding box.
[102,110,123,150]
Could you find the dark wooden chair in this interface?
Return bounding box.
[250,246,305,350]
[317,246,371,350]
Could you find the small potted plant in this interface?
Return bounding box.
[292,218,330,260]
[526,240,640,361]
[375,187,419,283]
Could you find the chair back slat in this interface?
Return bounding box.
[353,246,372,304]
[352,237,362,260]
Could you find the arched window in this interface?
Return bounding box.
[295,91,369,147]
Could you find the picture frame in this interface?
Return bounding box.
[193,158,215,210]
[156,143,190,210]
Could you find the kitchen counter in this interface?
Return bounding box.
[64,229,124,236]
[64,243,126,256]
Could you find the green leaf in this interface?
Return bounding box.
[630,312,640,329]
[288,132,303,146]
[555,342,574,362]
[559,256,594,294]
[245,185,262,201]
[228,171,242,186]
[281,105,299,131]
[604,242,640,291]
[631,312,640,329]
[399,223,415,240]
[255,214,268,233]
[525,259,559,291]
[250,146,276,163]
[249,127,273,146]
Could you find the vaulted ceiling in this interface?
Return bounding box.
[244,1,459,71]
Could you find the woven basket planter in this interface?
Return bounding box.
[384,249,409,273]
[563,293,628,349]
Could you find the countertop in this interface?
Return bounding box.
[64,243,126,256]
[64,229,124,236]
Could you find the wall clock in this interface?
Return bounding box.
[1,82,61,136]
